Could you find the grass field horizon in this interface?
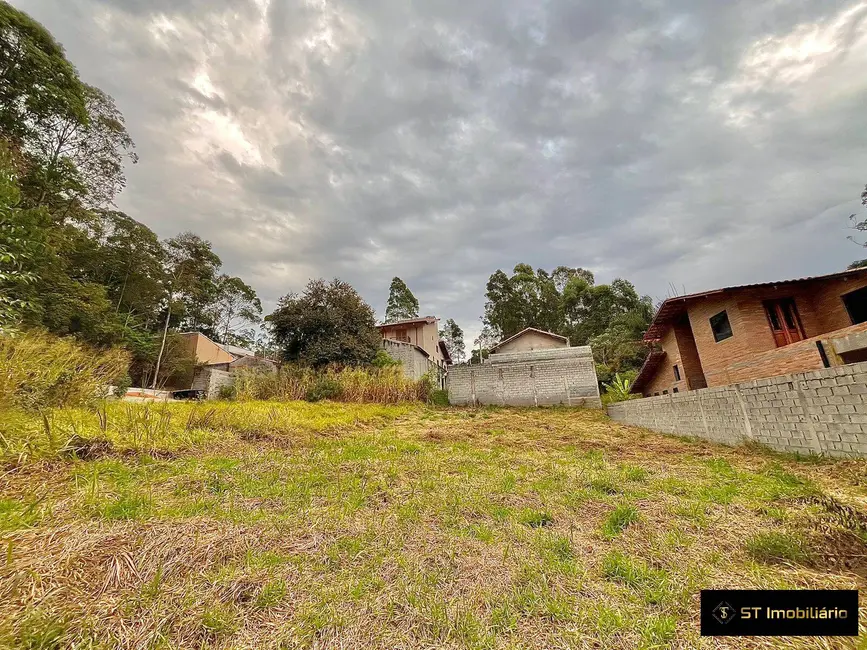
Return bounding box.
[2,401,867,649]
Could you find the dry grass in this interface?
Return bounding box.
[1,403,867,649]
[0,331,130,410]
[234,365,431,403]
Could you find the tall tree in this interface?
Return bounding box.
[20,84,137,212]
[481,264,653,377]
[0,1,87,145]
[483,264,567,338]
[152,233,221,387]
[269,278,381,367]
[470,323,499,364]
[213,274,262,345]
[384,276,419,323]
[439,318,466,364]
[0,143,47,330]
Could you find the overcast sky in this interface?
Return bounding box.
[15,0,867,342]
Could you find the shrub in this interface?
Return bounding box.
[216,384,236,400]
[0,330,130,409]
[602,373,639,404]
[372,349,401,368]
[234,364,429,404]
[429,389,449,406]
[305,377,343,402]
[113,375,133,399]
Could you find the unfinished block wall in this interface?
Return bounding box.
[448,347,601,407]
[191,367,234,399]
[607,361,867,457]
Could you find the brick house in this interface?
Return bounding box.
[633,269,867,397]
[377,316,451,385]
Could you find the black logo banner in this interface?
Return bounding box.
[700,590,858,636]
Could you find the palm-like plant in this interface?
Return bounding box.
[603,373,636,402]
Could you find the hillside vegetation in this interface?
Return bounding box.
[2,403,866,649]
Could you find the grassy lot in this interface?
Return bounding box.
[2,402,867,649]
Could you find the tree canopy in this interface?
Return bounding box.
[439,318,465,363]
[481,264,653,380]
[0,2,262,387]
[269,279,381,367]
[384,276,419,323]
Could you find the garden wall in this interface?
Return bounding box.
[448,347,601,407]
[606,361,867,457]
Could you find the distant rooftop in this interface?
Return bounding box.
[377,316,438,328]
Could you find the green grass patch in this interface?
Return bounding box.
[518,508,554,528]
[600,503,639,539]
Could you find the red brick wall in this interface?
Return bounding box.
[809,275,867,331]
[685,275,867,387]
[724,321,867,383]
[673,315,706,389]
[642,328,690,396]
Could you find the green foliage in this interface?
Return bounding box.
[0,1,87,142]
[602,373,638,403]
[372,349,401,367]
[216,384,236,401]
[268,278,381,367]
[518,509,554,528]
[482,264,653,377]
[201,604,238,636]
[384,276,419,323]
[429,389,450,406]
[305,377,343,402]
[0,330,130,409]
[112,374,132,399]
[439,318,465,363]
[0,144,47,331]
[213,274,262,343]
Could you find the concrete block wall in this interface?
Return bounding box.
[448,346,601,407]
[381,339,445,387]
[607,361,867,457]
[191,367,234,399]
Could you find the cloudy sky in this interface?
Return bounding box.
[16,0,867,342]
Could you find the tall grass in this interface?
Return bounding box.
[0,331,130,410]
[234,365,431,404]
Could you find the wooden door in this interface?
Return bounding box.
[764,298,804,347]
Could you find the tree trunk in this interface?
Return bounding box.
[152,298,172,390]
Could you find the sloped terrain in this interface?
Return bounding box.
[2,402,866,649]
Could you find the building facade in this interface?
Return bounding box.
[377,316,450,385]
[634,269,867,397]
[489,327,569,354]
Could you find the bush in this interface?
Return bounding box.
[602,373,639,404]
[113,375,133,399]
[372,349,401,368]
[0,330,130,409]
[305,377,343,402]
[429,389,449,406]
[216,384,236,401]
[234,364,429,404]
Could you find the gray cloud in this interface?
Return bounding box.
[14,0,867,341]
